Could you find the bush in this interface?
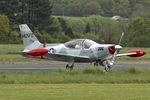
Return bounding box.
[128,67,137,74]
[0,15,11,43]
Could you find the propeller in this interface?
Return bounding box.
[109,32,124,66]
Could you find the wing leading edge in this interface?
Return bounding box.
[46,53,91,62]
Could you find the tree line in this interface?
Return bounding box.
[52,0,150,18]
[0,0,150,47]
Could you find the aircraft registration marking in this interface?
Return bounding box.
[98,47,104,51]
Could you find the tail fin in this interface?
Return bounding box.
[19,24,41,50]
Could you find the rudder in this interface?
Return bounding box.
[19,24,41,50]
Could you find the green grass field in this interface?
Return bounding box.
[0,44,149,62]
[0,84,150,100]
[0,44,150,100]
[0,68,150,84]
[0,44,36,62]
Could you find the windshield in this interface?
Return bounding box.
[64,39,83,49]
[83,39,98,48]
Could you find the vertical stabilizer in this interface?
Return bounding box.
[19,24,41,50]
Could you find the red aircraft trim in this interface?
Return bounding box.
[117,49,146,57]
[108,45,115,54]
[26,48,48,56]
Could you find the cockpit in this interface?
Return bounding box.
[64,39,98,49]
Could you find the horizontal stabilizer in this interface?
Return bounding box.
[8,52,24,55]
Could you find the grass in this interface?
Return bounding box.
[0,44,149,62]
[0,44,38,62]
[0,84,150,100]
[0,68,150,84]
[0,44,149,100]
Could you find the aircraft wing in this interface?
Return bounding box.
[106,49,146,60]
[47,53,91,62]
[117,49,146,57]
[116,52,136,57]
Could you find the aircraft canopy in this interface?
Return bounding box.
[64,39,98,49]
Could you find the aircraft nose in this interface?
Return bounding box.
[108,45,122,55]
[108,45,115,54]
[115,45,122,50]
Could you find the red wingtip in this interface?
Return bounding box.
[126,49,146,57]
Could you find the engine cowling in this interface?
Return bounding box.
[108,45,115,54]
[126,49,146,57]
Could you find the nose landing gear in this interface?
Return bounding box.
[94,60,112,72]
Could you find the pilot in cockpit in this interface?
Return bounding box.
[75,42,81,49]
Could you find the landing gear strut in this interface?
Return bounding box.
[94,60,112,72]
[66,63,74,70]
[104,65,111,72]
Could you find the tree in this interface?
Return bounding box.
[85,23,91,33]
[0,15,11,43]
[131,1,150,17]
[47,17,62,34]
[0,0,53,30]
[113,0,130,17]
[52,4,64,16]
[67,3,82,16]
[27,0,53,30]
[125,17,150,47]
[65,27,74,38]
[98,0,115,16]
[83,1,103,16]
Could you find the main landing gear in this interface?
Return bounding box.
[94,60,111,72]
[66,60,74,70]
[66,63,74,70]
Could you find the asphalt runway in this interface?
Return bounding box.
[0,61,150,71]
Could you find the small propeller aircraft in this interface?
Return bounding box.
[9,24,146,72]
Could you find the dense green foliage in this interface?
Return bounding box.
[0,15,11,43]
[57,15,126,43]
[0,0,150,47]
[0,0,53,30]
[125,17,150,47]
[0,84,150,100]
[52,0,150,17]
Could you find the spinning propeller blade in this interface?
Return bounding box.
[110,32,124,65]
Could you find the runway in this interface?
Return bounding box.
[0,61,149,71]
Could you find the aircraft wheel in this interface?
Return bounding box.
[66,64,69,69]
[104,66,111,72]
[70,64,74,70]
[66,64,74,70]
[104,67,109,72]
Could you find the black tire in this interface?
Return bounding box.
[70,64,74,70]
[66,64,74,70]
[66,64,69,69]
[104,67,109,72]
